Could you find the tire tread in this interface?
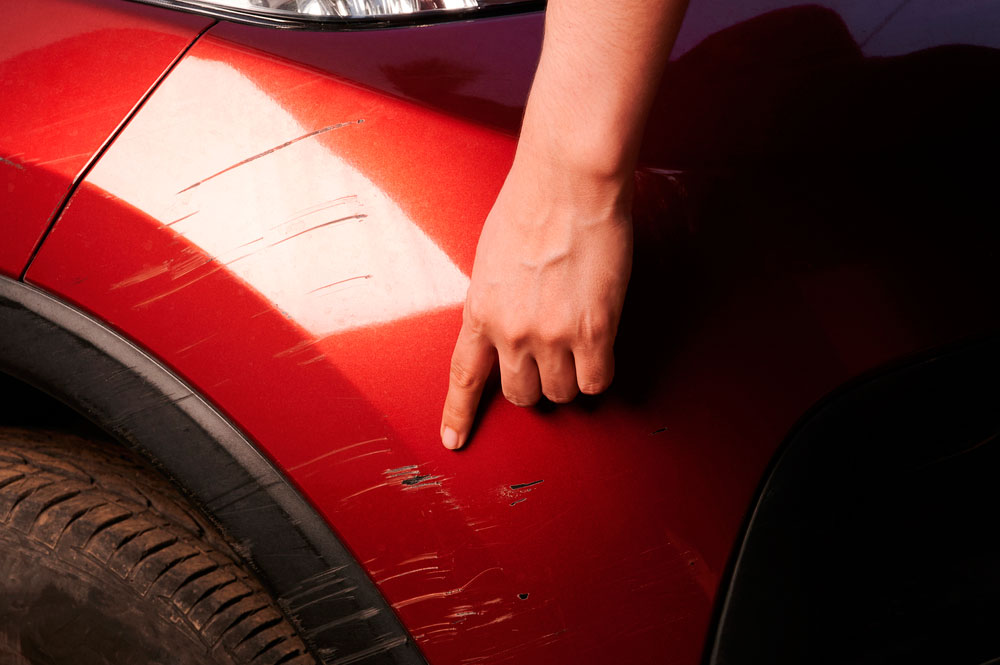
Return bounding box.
[0,427,315,665]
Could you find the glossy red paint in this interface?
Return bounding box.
[210,13,543,135]
[20,3,1000,665]
[0,0,210,278]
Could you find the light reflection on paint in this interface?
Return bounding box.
[89,56,469,335]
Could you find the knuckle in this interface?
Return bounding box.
[503,391,537,408]
[498,327,529,351]
[463,297,488,335]
[579,374,612,395]
[545,391,576,404]
[443,399,470,422]
[538,325,568,347]
[449,360,482,391]
[579,315,612,345]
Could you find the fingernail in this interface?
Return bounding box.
[441,426,460,450]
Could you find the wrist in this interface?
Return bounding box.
[516,106,640,186]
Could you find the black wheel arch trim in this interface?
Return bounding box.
[0,276,427,665]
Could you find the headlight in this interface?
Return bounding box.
[131,0,541,27]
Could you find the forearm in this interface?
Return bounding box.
[519,0,690,180]
[440,0,690,449]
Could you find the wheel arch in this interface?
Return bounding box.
[0,275,426,665]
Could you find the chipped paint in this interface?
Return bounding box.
[0,156,26,171]
[385,465,446,489]
[338,448,391,464]
[401,474,442,487]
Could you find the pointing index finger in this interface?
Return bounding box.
[441,323,494,450]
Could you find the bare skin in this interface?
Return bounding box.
[441,0,690,450]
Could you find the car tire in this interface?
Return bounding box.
[0,427,316,665]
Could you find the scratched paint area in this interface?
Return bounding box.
[85,54,469,335]
[21,28,880,665]
[23,32,753,665]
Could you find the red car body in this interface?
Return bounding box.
[2,1,999,664]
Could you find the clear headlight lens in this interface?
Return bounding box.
[140,0,534,22]
[238,0,475,17]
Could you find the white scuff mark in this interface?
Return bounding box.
[288,436,389,472]
[375,566,444,585]
[466,613,514,631]
[339,481,392,503]
[338,449,391,464]
[397,552,439,566]
[111,262,172,289]
[391,567,503,610]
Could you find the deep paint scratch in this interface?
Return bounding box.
[308,273,372,294]
[175,334,216,354]
[269,213,367,248]
[288,436,390,471]
[1,156,26,171]
[132,265,225,307]
[402,474,442,487]
[392,567,504,610]
[111,263,172,290]
[398,552,438,566]
[376,566,442,585]
[237,236,264,248]
[466,613,514,631]
[340,481,391,502]
[177,119,364,194]
[273,339,316,359]
[509,480,543,490]
[165,210,199,227]
[273,195,358,230]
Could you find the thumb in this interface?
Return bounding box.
[441,324,494,450]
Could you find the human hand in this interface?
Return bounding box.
[440,148,633,450]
